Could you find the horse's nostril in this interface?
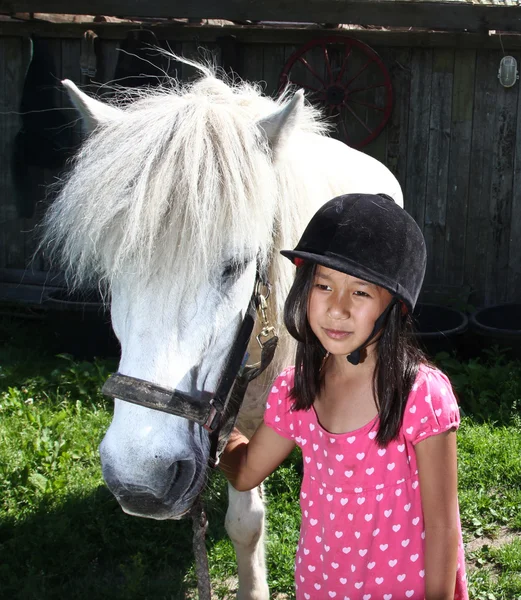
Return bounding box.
[167,458,196,494]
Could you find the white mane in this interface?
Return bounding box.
[42,66,325,285]
[41,64,329,370]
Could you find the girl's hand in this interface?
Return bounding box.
[416,429,460,600]
[220,424,295,491]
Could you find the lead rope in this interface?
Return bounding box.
[192,500,212,599]
[191,284,277,600]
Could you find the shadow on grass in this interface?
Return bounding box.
[433,349,521,428]
[0,480,231,600]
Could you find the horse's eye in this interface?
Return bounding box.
[222,261,243,281]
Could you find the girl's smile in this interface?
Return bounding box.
[323,328,353,339]
[308,265,392,358]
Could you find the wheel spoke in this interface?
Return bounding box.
[298,57,327,87]
[339,117,351,146]
[343,103,373,134]
[335,42,353,84]
[285,79,323,94]
[322,44,334,82]
[327,105,341,118]
[345,59,376,88]
[348,99,385,112]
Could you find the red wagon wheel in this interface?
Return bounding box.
[279,37,393,149]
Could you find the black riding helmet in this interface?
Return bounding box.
[281,193,427,365]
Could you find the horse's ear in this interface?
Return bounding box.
[62,79,123,134]
[257,90,304,153]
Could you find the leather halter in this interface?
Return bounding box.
[101,271,278,468]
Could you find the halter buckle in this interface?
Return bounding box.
[203,400,220,432]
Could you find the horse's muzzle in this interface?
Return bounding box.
[101,457,204,520]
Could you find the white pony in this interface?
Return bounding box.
[42,59,402,599]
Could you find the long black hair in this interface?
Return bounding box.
[283,262,427,447]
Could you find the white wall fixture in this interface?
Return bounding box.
[498,55,519,88]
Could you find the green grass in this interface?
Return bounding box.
[458,422,521,538]
[1,317,521,599]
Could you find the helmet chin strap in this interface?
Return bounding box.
[347,299,397,366]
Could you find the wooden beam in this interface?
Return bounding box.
[1,1,521,34]
[2,20,521,51]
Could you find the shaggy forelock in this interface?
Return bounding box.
[40,64,328,370]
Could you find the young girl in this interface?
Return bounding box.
[221,193,468,600]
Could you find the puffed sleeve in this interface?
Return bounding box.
[403,366,460,445]
[263,367,296,440]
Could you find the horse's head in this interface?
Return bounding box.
[45,72,307,519]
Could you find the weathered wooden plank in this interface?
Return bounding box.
[362,45,389,166]
[58,37,82,174]
[424,48,453,285]
[11,37,45,271]
[24,36,81,271]
[363,119,387,165]
[444,48,475,289]
[385,46,411,193]
[405,48,432,233]
[32,37,63,273]
[485,53,519,304]
[239,43,264,88]
[2,37,25,269]
[2,1,521,34]
[510,58,521,302]
[99,38,120,85]
[262,43,286,98]
[0,36,7,268]
[216,34,243,78]
[465,50,499,307]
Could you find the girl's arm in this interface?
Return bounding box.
[415,429,460,600]
[220,423,296,492]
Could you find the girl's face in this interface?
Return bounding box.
[308,265,393,358]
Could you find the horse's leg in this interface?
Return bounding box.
[225,483,269,600]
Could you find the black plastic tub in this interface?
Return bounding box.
[44,289,120,359]
[412,303,468,358]
[469,303,521,359]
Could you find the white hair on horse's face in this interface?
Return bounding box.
[42,69,327,299]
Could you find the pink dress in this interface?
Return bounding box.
[264,364,468,600]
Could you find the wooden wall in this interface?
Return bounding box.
[363,45,521,308]
[1,30,520,307]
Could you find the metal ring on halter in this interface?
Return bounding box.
[254,279,271,302]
